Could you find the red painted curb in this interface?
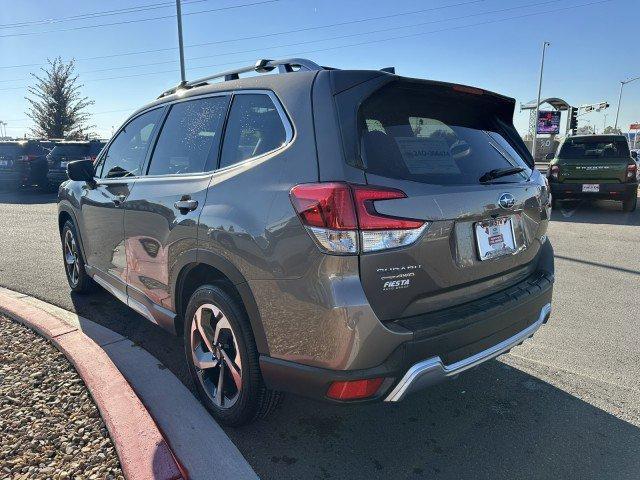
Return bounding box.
[0,292,186,480]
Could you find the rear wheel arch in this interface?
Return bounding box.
[174,252,269,355]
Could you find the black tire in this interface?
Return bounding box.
[622,195,637,212]
[61,220,94,293]
[184,284,282,426]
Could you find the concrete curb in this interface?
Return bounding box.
[0,287,260,480]
[0,291,186,480]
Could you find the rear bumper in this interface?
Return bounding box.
[261,261,554,403]
[385,303,550,401]
[551,181,638,199]
[47,170,68,185]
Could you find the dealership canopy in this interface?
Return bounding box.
[521,97,571,111]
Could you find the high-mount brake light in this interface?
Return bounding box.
[452,84,485,95]
[289,183,428,254]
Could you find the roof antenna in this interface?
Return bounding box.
[380,67,395,74]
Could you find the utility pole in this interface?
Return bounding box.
[532,41,551,161]
[175,0,186,84]
[614,75,640,130]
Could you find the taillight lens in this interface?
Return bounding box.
[627,163,637,181]
[549,165,560,180]
[289,182,428,254]
[326,377,385,401]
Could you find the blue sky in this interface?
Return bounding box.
[0,0,638,139]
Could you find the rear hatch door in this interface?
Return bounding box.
[335,77,548,321]
[556,137,631,183]
[48,143,90,171]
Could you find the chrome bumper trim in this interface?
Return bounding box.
[384,303,552,402]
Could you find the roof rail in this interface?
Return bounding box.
[158,58,324,98]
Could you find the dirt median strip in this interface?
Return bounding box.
[0,292,185,480]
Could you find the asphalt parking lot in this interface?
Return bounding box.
[1,189,639,480]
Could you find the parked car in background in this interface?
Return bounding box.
[547,134,638,211]
[0,140,50,190]
[47,140,106,188]
[57,58,554,426]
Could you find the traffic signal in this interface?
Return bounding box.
[569,107,578,133]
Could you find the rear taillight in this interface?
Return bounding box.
[82,155,97,161]
[627,163,637,181]
[18,154,37,162]
[326,377,385,401]
[549,165,560,180]
[289,182,428,254]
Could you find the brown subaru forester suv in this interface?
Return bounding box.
[58,58,554,425]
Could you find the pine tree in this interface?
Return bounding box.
[25,57,94,139]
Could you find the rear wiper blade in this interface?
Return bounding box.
[479,166,525,183]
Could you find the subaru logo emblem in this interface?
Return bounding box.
[498,193,515,209]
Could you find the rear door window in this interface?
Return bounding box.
[358,83,531,185]
[219,94,287,169]
[99,108,162,179]
[147,95,229,176]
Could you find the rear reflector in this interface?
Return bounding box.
[290,182,428,255]
[326,378,385,400]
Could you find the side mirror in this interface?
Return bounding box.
[67,159,96,185]
[631,151,638,159]
[545,153,555,161]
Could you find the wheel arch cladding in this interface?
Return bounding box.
[173,250,269,355]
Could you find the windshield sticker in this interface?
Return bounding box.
[394,137,462,175]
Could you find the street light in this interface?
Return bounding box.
[532,41,551,160]
[614,75,640,130]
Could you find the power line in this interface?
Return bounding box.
[0,0,280,38]
[0,0,483,69]
[0,0,207,29]
[0,0,574,83]
[0,0,611,94]
[80,0,563,76]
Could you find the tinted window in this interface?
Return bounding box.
[100,108,162,178]
[559,138,630,160]
[358,83,531,185]
[50,144,90,157]
[219,94,286,169]
[148,96,228,176]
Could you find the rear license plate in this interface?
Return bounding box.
[60,161,69,168]
[475,217,517,261]
[582,184,599,193]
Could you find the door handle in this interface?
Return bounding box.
[174,197,198,213]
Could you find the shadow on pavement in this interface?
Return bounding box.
[229,360,640,480]
[551,198,640,226]
[0,188,58,205]
[68,288,192,389]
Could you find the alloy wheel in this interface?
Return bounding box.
[63,229,80,287]
[190,303,242,409]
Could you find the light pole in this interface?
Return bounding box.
[175,0,186,84]
[614,75,640,130]
[532,41,551,161]
[602,113,608,134]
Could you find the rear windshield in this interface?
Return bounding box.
[50,144,90,157]
[0,143,23,155]
[358,83,531,185]
[558,138,630,160]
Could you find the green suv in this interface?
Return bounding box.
[547,134,638,211]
